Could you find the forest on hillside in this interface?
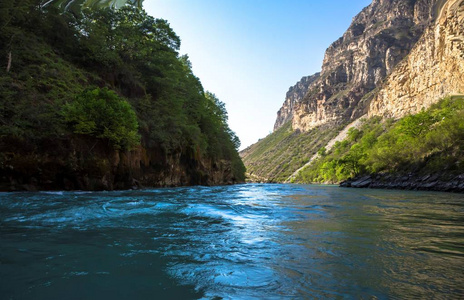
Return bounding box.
[0,0,245,190]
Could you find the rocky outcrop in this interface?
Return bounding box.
[341,172,464,193]
[368,0,464,118]
[275,0,440,132]
[274,73,320,130]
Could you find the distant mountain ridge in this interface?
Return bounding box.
[274,73,320,131]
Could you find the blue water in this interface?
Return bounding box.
[1,184,463,299]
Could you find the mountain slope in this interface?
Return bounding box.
[285,116,366,183]
[243,0,464,186]
[296,95,464,193]
[240,122,340,182]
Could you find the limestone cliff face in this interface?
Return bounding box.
[274,73,320,130]
[274,0,439,131]
[368,0,464,118]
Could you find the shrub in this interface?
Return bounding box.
[62,88,140,150]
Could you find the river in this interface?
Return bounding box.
[1,184,463,299]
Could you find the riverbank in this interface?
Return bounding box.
[340,172,464,193]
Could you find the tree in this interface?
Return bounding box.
[62,88,140,150]
[347,127,362,142]
[341,144,364,177]
[41,0,144,12]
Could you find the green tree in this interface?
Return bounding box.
[62,88,140,150]
[347,127,362,142]
[344,144,364,176]
[41,0,143,13]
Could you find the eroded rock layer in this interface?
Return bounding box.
[368,0,464,118]
[274,0,441,132]
[274,73,320,131]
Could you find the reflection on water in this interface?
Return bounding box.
[1,184,463,299]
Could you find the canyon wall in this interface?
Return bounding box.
[1,137,239,191]
[368,0,464,118]
[244,0,464,184]
[274,73,320,131]
[274,0,440,132]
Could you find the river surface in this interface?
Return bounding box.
[1,184,463,299]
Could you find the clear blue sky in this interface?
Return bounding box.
[144,0,372,150]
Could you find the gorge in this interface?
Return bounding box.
[1,2,464,299]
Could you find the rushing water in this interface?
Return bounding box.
[1,184,463,299]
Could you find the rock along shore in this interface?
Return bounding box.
[340,173,464,193]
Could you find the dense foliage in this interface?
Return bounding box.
[42,0,143,12]
[62,88,139,150]
[294,96,464,183]
[0,0,245,185]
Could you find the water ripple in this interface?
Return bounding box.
[1,184,463,299]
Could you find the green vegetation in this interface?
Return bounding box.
[62,88,139,150]
[294,96,464,183]
[241,122,341,182]
[43,0,144,12]
[0,0,245,187]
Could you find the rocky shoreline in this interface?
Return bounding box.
[340,173,464,193]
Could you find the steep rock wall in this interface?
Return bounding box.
[368,0,464,118]
[274,73,320,130]
[245,0,463,186]
[274,0,439,132]
[1,137,239,191]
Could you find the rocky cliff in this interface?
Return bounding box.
[244,0,464,187]
[1,137,239,191]
[274,0,440,132]
[274,73,320,130]
[368,0,464,118]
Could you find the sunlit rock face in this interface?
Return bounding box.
[368,0,464,119]
[41,0,143,11]
[274,73,320,131]
[274,0,440,132]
